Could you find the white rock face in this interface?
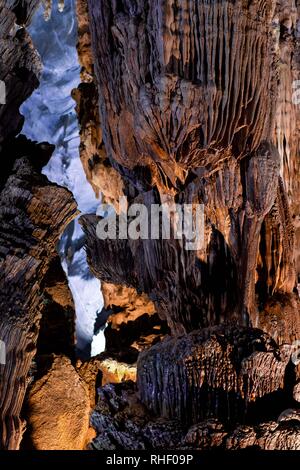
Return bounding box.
[21,2,104,357]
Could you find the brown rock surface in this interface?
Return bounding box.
[1,0,300,451]
[0,145,77,449]
[76,355,136,407]
[37,256,76,358]
[183,419,227,449]
[293,382,300,403]
[87,0,276,181]
[96,357,137,385]
[0,1,41,144]
[0,1,78,450]
[25,355,90,450]
[98,283,168,359]
[226,421,300,450]
[83,0,299,334]
[74,0,123,207]
[79,1,300,449]
[137,325,291,424]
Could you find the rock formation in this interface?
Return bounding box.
[24,355,90,450]
[88,380,300,450]
[1,0,300,452]
[137,325,291,425]
[83,0,300,449]
[0,0,77,450]
[84,0,299,334]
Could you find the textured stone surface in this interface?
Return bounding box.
[89,381,300,450]
[74,0,123,207]
[1,0,300,451]
[25,355,90,450]
[0,0,78,450]
[90,382,148,450]
[183,419,227,449]
[52,0,300,452]
[89,381,185,450]
[81,1,300,450]
[76,354,136,405]
[226,421,300,450]
[293,382,300,403]
[0,144,77,449]
[83,0,299,335]
[96,282,168,359]
[87,0,276,179]
[95,357,137,385]
[137,325,291,424]
[0,1,41,144]
[37,256,76,358]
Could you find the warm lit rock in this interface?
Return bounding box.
[26,355,90,450]
[226,421,300,450]
[1,0,300,452]
[97,357,136,385]
[183,420,227,449]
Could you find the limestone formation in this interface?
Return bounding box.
[83,0,299,336]
[137,325,291,424]
[89,380,300,451]
[82,0,300,449]
[25,355,90,450]
[1,0,300,452]
[0,0,77,450]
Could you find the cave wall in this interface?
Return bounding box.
[83,0,300,443]
[84,0,300,337]
[1,0,300,451]
[0,0,78,449]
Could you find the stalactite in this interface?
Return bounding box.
[43,0,65,21]
[42,0,51,21]
[58,0,64,13]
